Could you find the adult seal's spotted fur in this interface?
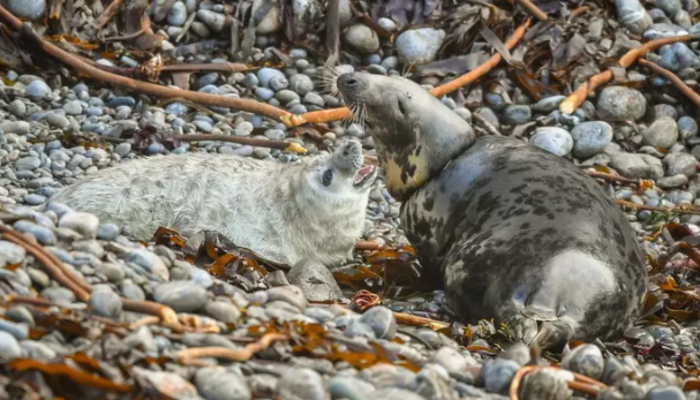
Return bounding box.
[337,72,648,349]
[50,139,378,267]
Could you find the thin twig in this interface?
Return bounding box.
[175,333,288,363]
[585,170,651,185]
[560,34,697,114]
[94,0,122,29]
[638,58,700,109]
[514,0,548,21]
[0,5,293,123]
[286,19,532,127]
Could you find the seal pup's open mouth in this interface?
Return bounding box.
[354,164,378,187]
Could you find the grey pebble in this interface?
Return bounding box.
[562,344,604,380]
[370,388,427,400]
[479,359,520,395]
[1,121,30,135]
[194,367,252,400]
[204,301,242,323]
[327,376,376,400]
[23,194,46,205]
[47,113,70,129]
[97,223,120,240]
[358,306,397,340]
[0,319,29,340]
[596,86,647,121]
[88,285,123,318]
[0,331,21,360]
[9,99,26,116]
[664,152,697,177]
[196,9,226,31]
[63,100,83,115]
[610,152,664,179]
[395,28,446,65]
[287,259,342,302]
[129,248,169,281]
[257,68,287,88]
[276,368,329,400]
[530,127,573,157]
[20,340,57,361]
[13,220,56,245]
[58,211,100,238]
[153,281,209,312]
[0,240,26,265]
[168,1,188,26]
[114,142,132,158]
[266,285,308,311]
[41,287,76,305]
[571,121,613,158]
[343,24,380,54]
[25,80,52,98]
[643,116,679,148]
[501,105,531,125]
[289,74,314,96]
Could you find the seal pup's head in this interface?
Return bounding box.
[303,138,378,205]
[337,72,475,201]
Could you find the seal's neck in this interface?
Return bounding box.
[376,97,475,202]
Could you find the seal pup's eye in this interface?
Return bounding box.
[322,169,333,186]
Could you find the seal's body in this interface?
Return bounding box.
[337,72,647,349]
[50,139,378,266]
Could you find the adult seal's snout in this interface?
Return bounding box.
[343,73,648,350]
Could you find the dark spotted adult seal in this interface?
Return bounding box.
[337,72,648,349]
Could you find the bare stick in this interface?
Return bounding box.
[0,5,292,123]
[175,333,288,363]
[514,0,548,21]
[559,34,696,114]
[288,19,533,127]
[638,58,700,109]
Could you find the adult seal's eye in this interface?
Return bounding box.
[323,169,333,186]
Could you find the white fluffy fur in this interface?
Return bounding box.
[50,141,375,266]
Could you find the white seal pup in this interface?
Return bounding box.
[49,139,378,266]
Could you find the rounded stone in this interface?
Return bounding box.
[643,116,679,149]
[501,105,532,125]
[58,211,100,238]
[395,28,446,65]
[88,285,123,318]
[358,306,397,340]
[530,127,574,157]
[276,368,329,400]
[570,121,613,158]
[25,79,52,98]
[596,86,647,121]
[168,1,188,26]
[153,281,209,312]
[343,24,380,54]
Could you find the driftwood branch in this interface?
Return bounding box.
[283,19,533,127]
[0,4,293,123]
[559,34,698,114]
[514,0,548,21]
[638,58,700,109]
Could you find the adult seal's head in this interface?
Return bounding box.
[337,72,475,201]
